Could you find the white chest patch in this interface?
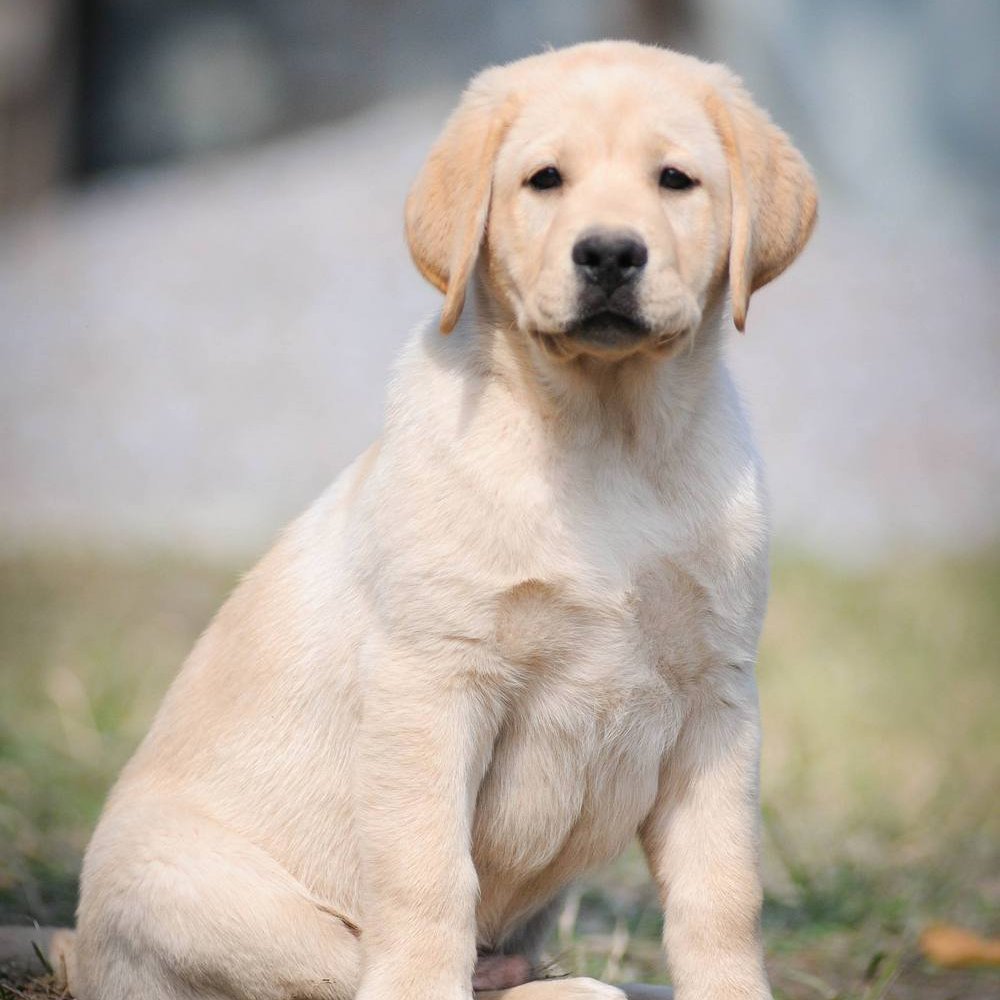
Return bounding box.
[470,559,724,942]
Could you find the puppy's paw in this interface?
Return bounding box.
[519,978,627,999]
[558,980,627,999]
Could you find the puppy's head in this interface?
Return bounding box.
[406,42,817,361]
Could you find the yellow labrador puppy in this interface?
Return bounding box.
[64,40,815,1000]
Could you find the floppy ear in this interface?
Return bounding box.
[405,72,517,333]
[706,79,817,332]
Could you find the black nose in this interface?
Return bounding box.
[572,230,648,294]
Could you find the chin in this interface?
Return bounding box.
[528,312,695,364]
[568,310,649,346]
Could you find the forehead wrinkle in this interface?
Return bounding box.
[515,81,711,152]
[500,69,728,188]
[509,107,641,174]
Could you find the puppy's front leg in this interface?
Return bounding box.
[640,678,770,1000]
[355,636,503,1000]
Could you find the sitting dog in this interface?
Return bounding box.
[61,40,816,1000]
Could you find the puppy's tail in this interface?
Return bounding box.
[0,924,76,992]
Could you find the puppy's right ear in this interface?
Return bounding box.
[706,73,818,332]
[406,71,517,333]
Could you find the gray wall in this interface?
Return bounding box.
[1,2,997,561]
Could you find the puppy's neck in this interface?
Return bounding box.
[458,280,728,455]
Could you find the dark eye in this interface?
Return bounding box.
[527,166,563,191]
[659,166,696,190]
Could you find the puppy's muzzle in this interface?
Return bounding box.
[569,228,650,345]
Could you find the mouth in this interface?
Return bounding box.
[529,301,694,362]
[565,310,650,347]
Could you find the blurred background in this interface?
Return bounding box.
[1,2,997,998]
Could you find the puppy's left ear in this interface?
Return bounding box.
[406,70,517,333]
[706,75,818,332]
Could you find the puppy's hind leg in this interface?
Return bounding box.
[74,802,360,1000]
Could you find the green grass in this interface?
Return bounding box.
[1,549,998,998]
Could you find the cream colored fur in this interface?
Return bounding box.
[60,41,815,1000]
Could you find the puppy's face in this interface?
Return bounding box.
[487,69,728,360]
[406,43,817,361]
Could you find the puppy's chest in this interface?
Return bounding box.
[472,561,718,884]
[490,553,722,691]
[472,674,670,899]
